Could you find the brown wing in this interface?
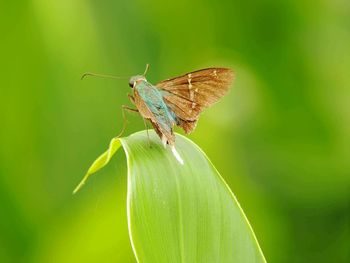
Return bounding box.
[156,68,234,133]
[177,119,198,134]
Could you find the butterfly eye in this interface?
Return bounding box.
[128,80,137,88]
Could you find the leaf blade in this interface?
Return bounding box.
[121,131,266,263]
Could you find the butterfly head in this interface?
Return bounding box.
[129,64,150,88]
[129,75,146,88]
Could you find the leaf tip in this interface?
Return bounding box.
[72,178,86,195]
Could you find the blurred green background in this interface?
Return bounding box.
[1,0,349,262]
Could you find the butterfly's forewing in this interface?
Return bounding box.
[156,68,234,133]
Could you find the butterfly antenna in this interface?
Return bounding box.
[81,72,129,80]
[143,64,150,76]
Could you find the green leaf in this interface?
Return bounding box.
[73,137,122,194]
[74,131,266,262]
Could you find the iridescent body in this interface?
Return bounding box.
[129,75,177,147]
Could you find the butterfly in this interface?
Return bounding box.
[129,65,234,162]
[83,65,234,164]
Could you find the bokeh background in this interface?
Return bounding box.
[1,0,349,262]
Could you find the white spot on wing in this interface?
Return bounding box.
[188,73,195,101]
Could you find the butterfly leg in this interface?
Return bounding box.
[122,105,138,113]
[115,105,139,138]
[127,94,135,104]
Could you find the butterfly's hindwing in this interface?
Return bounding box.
[177,119,198,134]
